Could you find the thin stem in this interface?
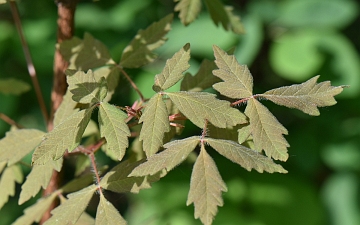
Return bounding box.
[230,95,259,107]
[9,1,49,124]
[117,65,145,102]
[89,152,102,194]
[0,113,24,129]
[201,119,209,143]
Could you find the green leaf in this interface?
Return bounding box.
[53,90,78,127]
[0,0,6,4]
[206,138,287,173]
[93,66,120,102]
[32,107,94,165]
[207,123,245,142]
[0,129,45,165]
[224,6,245,34]
[99,102,130,161]
[60,174,94,194]
[0,164,23,209]
[120,14,173,68]
[167,91,247,128]
[187,145,227,225]
[237,124,251,144]
[245,98,289,161]
[174,0,202,26]
[139,94,170,157]
[0,78,30,95]
[129,136,199,176]
[212,45,253,99]
[153,43,191,92]
[75,213,95,225]
[259,76,344,116]
[96,193,127,225]
[0,161,6,173]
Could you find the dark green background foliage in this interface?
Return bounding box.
[0,0,359,224]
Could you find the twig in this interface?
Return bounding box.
[0,113,24,129]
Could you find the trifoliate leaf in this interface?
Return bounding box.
[0,129,45,166]
[0,78,30,95]
[0,164,23,209]
[32,107,94,165]
[259,76,344,116]
[99,102,130,161]
[129,136,199,176]
[43,185,97,225]
[96,193,127,225]
[206,138,287,173]
[66,70,107,104]
[174,0,202,26]
[53,90,78,127]
[187,145,227,225]
[212,45,253,99]
[153,43,191,92]
[245,98,289,161]
[139,94,170,157]
[120,14,173,68]
[167,91,247,128]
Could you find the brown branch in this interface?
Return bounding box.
[0,113,24,129]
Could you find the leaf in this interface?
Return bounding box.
[129,136,199,176]
[0,164,23,209]
[99,102,130,161]
[237,124,251,144]
[75,213,95,225]
[93,66,121,102]
[167,91,247,128]
[0,161,6,173]
[259,76,344,116]
[0,0,6,4]
[0,129,45,165]
[53,90,79,127]
[245,98,289,161]
[44,185,97,225]
[66,70,107,104]
[207,123,244,142]
[32,107,94,165]
[206,138,287,173]
[95,193,127,225]
[139,94,170,157]
[153,43,191,92]
[0,78,30,95]
[187,145,227,225]
[224,6,245,34]
[120,14,173,68]
[60,174,94,194]
[212,45,253,99]
[174,0,202,26]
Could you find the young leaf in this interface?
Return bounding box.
[174,0,202,26]
[0,129,45,165]
[139,94,170,157]
[206,138,287,173]
[0,78,30,95]
[43,185,97,225]
[167,91,247,128]
[99,102,130,161]
[32,107,94,165]
[129,136,200,176]
[187,145,227,225]
[120,14,173,68]
[245,98,289,161]
[153,43,191,92]
[53,90,78,127]
[96,193,127,225]
[258,76,344,116]
[0,164,23,209]
[212,45,253,99]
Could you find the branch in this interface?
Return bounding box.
[0,113,24,129]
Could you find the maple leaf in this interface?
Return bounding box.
[0,164,23,209]
[174,0,202,26]
[95,193,127,225]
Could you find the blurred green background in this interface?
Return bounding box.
[0,0,360,224]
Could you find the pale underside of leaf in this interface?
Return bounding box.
[187,145,227,225]
[174,0,202,26]
[0,164,23,210]
[93,66,121,102]
[99,102,130,161]
[212,45,253,99]
[96,193,127,225]
[0,78,31,95]
[167,91,247,128]
[129,136,200,177]
[259,76,344,116]
[245,98,289,161]
[237,124,251,144]
[53,90,79,127]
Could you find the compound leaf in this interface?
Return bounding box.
[187,145,227,225]
[167,91,247,128]
[95,193,127,225]
[245,98,289,161]
[99,102,130,161]
[139,94,170,157]
[93,66,121,102]
[259,76,344,116]
[0,78,30,95]
[129,136,199,176]
[213,45,253,99]
[174,0,202,26]
[0,164,23,210]
[53,90,79,127]
[207,123,245,142]
[153,43,191,92]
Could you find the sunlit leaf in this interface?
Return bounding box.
[237,124,251,144]
[139,94,170,157]
[0,0,6,4]
[212,45,253,99]
[174,0,202,26]
[259,76,344,116]
[53,90,78,127]
[245,98,289,161]
[187,145,227,225]
[120,14,173,68]
[95,193,127,225]
[99,102,130,161]
[167,91,247,128]
[0,164,23,209]
[129,136,199,176]
[76,213,95,225]
[0,161,6,173]
[0,78,30,95]
[153,43,190,92]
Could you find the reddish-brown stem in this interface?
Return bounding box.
[0,113,24,129]
[201,119,209,142]
[230,95,259,107]
[89,152,102,194]
[117,65,145,102]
